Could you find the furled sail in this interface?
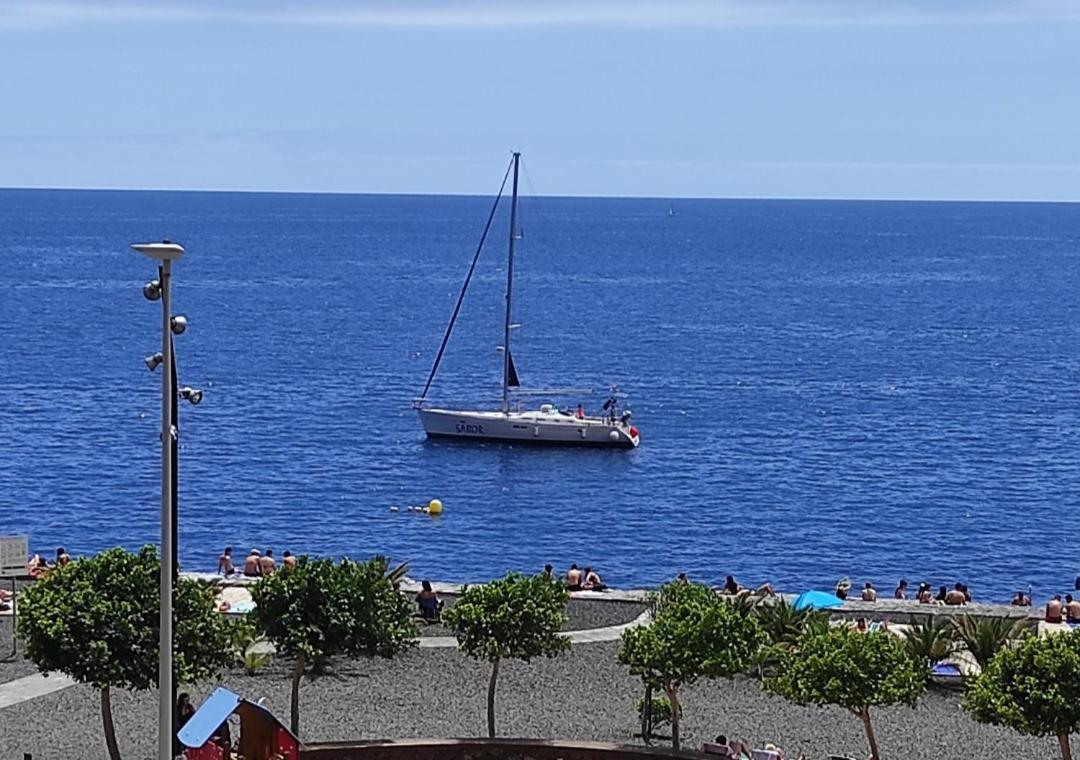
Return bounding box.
[507,351,520,387]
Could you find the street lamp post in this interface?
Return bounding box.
[133,241,184,760]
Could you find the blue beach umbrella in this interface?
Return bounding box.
[793,590,845,611]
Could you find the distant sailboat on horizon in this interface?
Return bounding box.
[413,152,641,449]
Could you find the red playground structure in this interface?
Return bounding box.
[178,687,300,760]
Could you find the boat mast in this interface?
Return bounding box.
[502,151,521,414]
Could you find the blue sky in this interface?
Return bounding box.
[1,0,1078,200]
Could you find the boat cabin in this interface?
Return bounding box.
[179,686,300,760]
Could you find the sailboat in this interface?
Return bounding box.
[414,152,641,449]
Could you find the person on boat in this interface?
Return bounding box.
[283,550,297,572]
[217,546,234,576]
[259,549,277,575]
[894,579,908,600]
[861,582,877,602]
[583,567,606,591]
[566,563,583,591]
[1066,594,1080,623]
[575,403,585,419]
[415,580,443,622]
[1046,595,1064,624]
[243,549,261,577]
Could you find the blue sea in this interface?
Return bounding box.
[1,188,1078,601]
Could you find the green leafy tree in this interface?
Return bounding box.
[442,572,570,738]
[619,581,767,751]
[952,615,1029,671]
[964,629,1080,760]
[17,546,233,760]
[250,556,418,736]
[766,626,927,760]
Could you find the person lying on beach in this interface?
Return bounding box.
[861,582,877,602]
[259,549,277,575]
[583,567,606,591]
[415,580,443,622]
[0,588,11,611]
[27,554,49,579]
[945,583,966,606]
[243,549,261,577]
[1046,595,1064,624]
[283,550,297,572]
[1066,594,1080,624]
[894,580,908,600]
[566,563,583,591]
[217,547,234,576]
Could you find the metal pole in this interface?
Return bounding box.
[169,334,179,752]
[501,151,520,414]
[159,261,174,760]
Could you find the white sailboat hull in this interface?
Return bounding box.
[418,408,640,449]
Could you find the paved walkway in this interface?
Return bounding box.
[0,673,75,710]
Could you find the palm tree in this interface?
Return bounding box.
[953,615,1029,670]
[901,615,958,677]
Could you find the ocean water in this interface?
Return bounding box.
[1,188,1078,601]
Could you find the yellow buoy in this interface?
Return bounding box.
[427,498,443,516]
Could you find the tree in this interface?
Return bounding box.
[618,581,767,751]
[765,626,927,760]
[442,572,570,738]
[964,629,1080,760]
[250,555,417,736]
[900,615,958,677]
[952,615,1029,671]
[17,546,233,760]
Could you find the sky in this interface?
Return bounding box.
[1,0,1079,200]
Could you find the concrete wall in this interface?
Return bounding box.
[302,739,709,760]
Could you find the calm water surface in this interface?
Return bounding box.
[1,189,1078,600]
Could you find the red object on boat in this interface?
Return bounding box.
[630,426,639,438]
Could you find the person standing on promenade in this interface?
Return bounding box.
[217,546,234,576]
[243,549,261,577]
[566,563,583,591]
[259,549,276,575]
[894,580,908,600]
[861,582,877,602]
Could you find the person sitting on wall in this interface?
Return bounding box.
[243,549,261,577]
[583,566,607,591]
[945,583,967,606]
[861,582,878,602]
[1066,594,1080,624]
[259,549,277,576]
[283,550,298,572]
[415,580,444,623]
[894,580,908,600]
[217,546,234,576]
[566,563,583,591]
[1046,595,1064,624]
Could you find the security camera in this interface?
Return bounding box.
[144,353,163,372]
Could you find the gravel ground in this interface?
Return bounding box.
[0,640,1067,760]
[0,617,39,685]
[417,596,646,637]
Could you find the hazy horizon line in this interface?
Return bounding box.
[2,184,1077,205]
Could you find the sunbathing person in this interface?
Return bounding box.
[243,549,261,577]
[415,580,443,622]
[1046,595,1064,624]
[259,549,277,575]
[1066,594,1080,624]
[216,547,234,576]
[583,567,607,591]
[945,583,966,606]
[566,563,583,591]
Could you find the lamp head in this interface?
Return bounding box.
[170,315,188,335]
[143,280,161,301]
[144,353,163,372]
[179,387,203,405]
[132,241,184,262]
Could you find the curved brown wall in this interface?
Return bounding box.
[303,738,709,760]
